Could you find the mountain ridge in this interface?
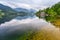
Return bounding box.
[0,3,36,24]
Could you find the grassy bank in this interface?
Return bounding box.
[51,19,60,28]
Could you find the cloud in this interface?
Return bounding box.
[0,1,16,8]
[0,1,33,9]
[0,0,60,9]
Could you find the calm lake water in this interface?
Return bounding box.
[0,16,60,40]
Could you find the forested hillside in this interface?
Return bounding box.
[0,9,18,24]
[36,2,60,27]
[0,4,35,24]
[0,4,20,24]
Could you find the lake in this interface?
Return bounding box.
[0,16,60,40]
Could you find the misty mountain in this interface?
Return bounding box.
[14,8,29,12]
[0,3,36,24]
[0,4,16,12]
[14,8,36,12]
[14,8,36,16]
[0,3,36,14]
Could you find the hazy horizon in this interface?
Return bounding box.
[0,0,60,10]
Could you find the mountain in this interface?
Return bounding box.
[0,4,16,12]
[0,4,18,24]
[0,1,36,13]
[14,8,36,13]
[0,1,34,9]
[0,3,36,17]
[14,7,36,17]
[0,3,36,24]
[14,8,29,12]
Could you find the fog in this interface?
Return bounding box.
[0,16,60,40]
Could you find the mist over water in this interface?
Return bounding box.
[0,16,55,30]
[0,14,60,40]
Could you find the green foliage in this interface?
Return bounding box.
[45,8,57,22]
[36,2,60,22]
[0,9,25,24]
[18,30,34,40]
[0,10,5,18]
[36,10,44,18]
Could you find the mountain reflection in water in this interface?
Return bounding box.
[0,16,60,40]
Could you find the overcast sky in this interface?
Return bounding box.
[0,0,60,9]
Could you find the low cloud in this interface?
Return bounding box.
[0,0,60,9]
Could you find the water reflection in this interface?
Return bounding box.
[0,16,60,40]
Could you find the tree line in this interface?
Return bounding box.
[36,2,60,22]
